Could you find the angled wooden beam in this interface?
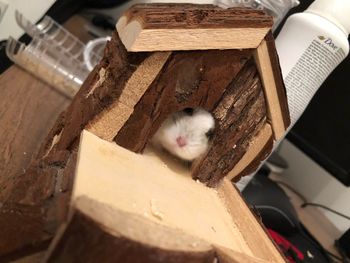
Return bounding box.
[215,246,271,263]
[46,197,215,263]
[217,179,285,262]
[254,33,290,139]
[87,51,171,141]
[227,123,273,181]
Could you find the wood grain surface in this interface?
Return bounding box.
[254,38,289,139]
[264,32,290,130]
[117,4,273,51]
[46,132,283,262]
[47,197,216,263]
[217,179,286,262]
[193,61,267,185]
[122,4,273,29]
[227,123,273,181]
[0,66,70,202]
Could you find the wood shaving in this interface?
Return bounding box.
[143,212,150,218]
[307,250,314,259]
[150,198,164,220]
[86,68,106,98]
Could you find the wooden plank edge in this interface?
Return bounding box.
[217,179,286,262]
[254,39,287,140]
[45,196,216,262]
[237,135,273,180]
[86,51,171,141]
[265,32,290,128]
[117,17,270,52]
[121,4,273,30]
[215,246,270,263]
[227,123,273,181]
[43,222,70,262]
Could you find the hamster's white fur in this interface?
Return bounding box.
[152,108,215,161]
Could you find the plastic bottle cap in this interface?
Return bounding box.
[306,0,350,35]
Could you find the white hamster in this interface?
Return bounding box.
[152,108,215,161]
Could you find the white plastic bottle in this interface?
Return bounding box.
[237,0,350,191]
[276,0,350,127]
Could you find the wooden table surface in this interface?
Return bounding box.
[0,66,71,202]
[0,15,94,203]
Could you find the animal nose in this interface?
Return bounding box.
[176,136,187,147]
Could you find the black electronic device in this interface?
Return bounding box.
[336,228,350,260]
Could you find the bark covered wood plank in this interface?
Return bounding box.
[0,66,70,203]
[0,31,149,259]
[37,31,150,159]
[117,4,273,51]
[0,32,150,258]
[0,163,73,259]
[0,202,51,261]
[227,123,273,182]
[46,197,216,263]
[122,4,272,29]
[193,61,267,185]
[86,51,171,141]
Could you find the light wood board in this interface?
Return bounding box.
[70,130,285,262]
[254,40,287,140]
[117,4,272,51]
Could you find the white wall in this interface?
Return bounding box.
[279,139,350,233]
[0,0,56,40]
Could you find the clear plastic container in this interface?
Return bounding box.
[15,10,102,68]
[215,0,300,30]
[6,36,87,98]
[6,11,104,97]
[83,36,111,71]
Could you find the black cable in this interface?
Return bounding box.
[301,203,350,221]
[273,181,350,221]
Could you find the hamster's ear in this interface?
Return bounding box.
[205,129,214,140]
[183,108,194,116]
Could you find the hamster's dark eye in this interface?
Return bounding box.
[205,129,214,140]
[183,108,194,116]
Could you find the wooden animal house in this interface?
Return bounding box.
[0,4,290,262]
